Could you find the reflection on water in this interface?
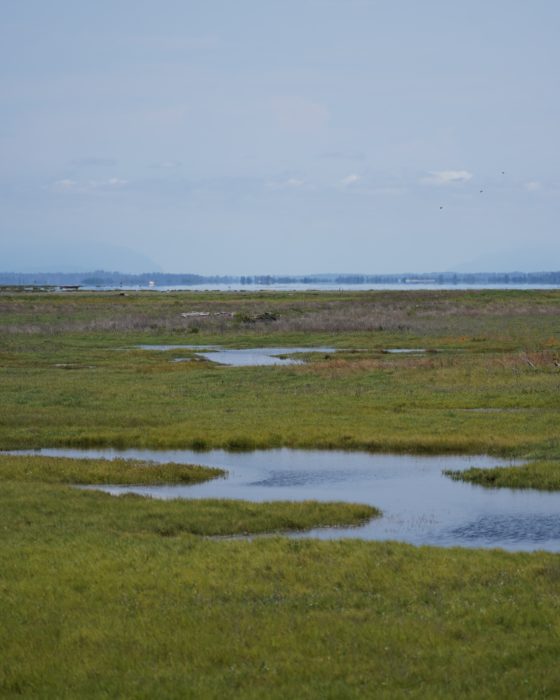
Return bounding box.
[16,447,560,552]
[138,345,335,366]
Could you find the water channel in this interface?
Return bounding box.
[17,447,560,552]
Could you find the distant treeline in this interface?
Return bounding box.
[2,270,560,286]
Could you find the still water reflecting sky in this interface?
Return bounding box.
[139,345,334,366]
[20,447,560,552]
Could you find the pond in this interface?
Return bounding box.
[138,345,335,366]
[18,447,560,552]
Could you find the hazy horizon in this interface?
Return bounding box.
[2,1,559,274]
[2,267,560,280]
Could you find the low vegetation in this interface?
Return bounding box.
[0,454,225,485]
[0,471,378,541]
[446,460,560,491]
[3,288,560,696]
[1,480,559,698]
[2,290,560,456]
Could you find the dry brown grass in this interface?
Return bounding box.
[494,350,560,371]
[3,289,560,338]
[299,353,456,378]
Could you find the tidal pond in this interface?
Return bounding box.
[138,345,335,366]
[19,447,560,552]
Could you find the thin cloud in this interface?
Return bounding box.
[47,177,128,193]
[524,181,542,192]
[265,177,306,190]
[421,170,473,185]
[50,179,78,192]
[340,174,361,186]
[102,178,128,187]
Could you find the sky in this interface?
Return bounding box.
[1,0,559,274]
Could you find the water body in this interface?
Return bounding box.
[139,345,335,366]
[85,283,560,292]
[17,447,560,552]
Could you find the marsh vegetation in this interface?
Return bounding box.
[446,460,560,491]
[2,288,560,697]
[2,291,560,456]
[23,446,558,551]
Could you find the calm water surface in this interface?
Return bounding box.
[86,283,560,292]
[139,345,335,366]
[19,447,560,552]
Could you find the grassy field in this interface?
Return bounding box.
[2,288,560,697]
[2,289,560,456]
[2,484,560,698]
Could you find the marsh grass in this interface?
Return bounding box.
[1,337,559,455]
[0,455,379,535]
[0,454,225,485]
[445,460,560,490]
[4,290,560,696]
[3,288,560,342]
[1,479,560,698]
[0,482,379,540]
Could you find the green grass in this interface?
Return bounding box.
[2,322,560,455]
[445,460,560,490]
[1,482,559,698]
[0,478,379,540]
[3,289,560,697]
[0,454,225,485]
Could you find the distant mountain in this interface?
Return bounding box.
[0,237,161,274]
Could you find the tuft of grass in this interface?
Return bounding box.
[445,460,560,490]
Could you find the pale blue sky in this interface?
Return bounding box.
[1,1,559,273]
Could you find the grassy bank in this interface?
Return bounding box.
[0,474,378,541]
[446,460,560,490]
[0,454,225,485]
